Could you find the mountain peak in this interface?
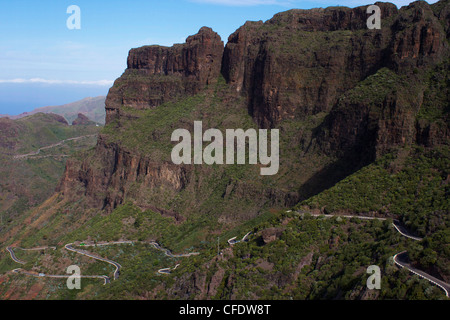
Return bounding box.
[71,113,95,126]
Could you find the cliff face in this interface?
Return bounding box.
[58,1,449,219]
[72,113,95,126]
[222,2,447,129]
[0,113,100,224]
[317,1,449,164]
[59,134,190,219]
[105,27,224,124]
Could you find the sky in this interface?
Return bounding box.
[0,0,439,115]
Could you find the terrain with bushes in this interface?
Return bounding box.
[0,0,448,300]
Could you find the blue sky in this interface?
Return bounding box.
[0,0,438,115]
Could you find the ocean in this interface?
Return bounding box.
[0,83,110,116]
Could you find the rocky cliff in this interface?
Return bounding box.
[105,27,224,124]
[72,113,95,126]
[58,1,449,222]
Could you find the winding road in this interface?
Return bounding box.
[6,246,56,265]
[6,240,199,284]
[6,247,26,265]
[6,246,111,284]
[64,243,122,280]
[158,264,180,275]
[13,134,97,160]
[76,240,199,274]
[299,212,450,298]
[227,232,252,246]
[148,242,200,259]
[393,251,450,297]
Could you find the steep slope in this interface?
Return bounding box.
[105,27,224,124]
[71,113,97,126]
[1,96,106,125]
[58,0,449,223]
[0,113,100,231]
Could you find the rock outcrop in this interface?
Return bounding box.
[105,27,224,124]
[58,134,190,214]
[72,113,94,126]
[58,1,450,220]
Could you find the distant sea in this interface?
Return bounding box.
[0,83,111,116]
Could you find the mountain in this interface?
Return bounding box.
[1,96,106,125]
[71,113,97,126]
[0,113,100,232]
[61,1,449,222]
[0,1,448,300]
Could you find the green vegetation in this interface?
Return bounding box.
[1,71,447,302]
[416,60,449,122]
[4,208,446,300]
[339,68,403,106]
[0,113,100,239]
[6,113,99,154]
[299,145,449,281]
[300,145,449,237]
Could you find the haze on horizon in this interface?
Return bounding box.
[0,0,439,115]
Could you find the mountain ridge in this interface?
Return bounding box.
[57,0,449,219]
[0,0,448,300]
[0,96,106,125]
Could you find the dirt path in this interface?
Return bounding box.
[13,134,97,160]
[6,240,199,284]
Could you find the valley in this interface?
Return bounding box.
[4,214,449,297]
[0,0,449,301]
